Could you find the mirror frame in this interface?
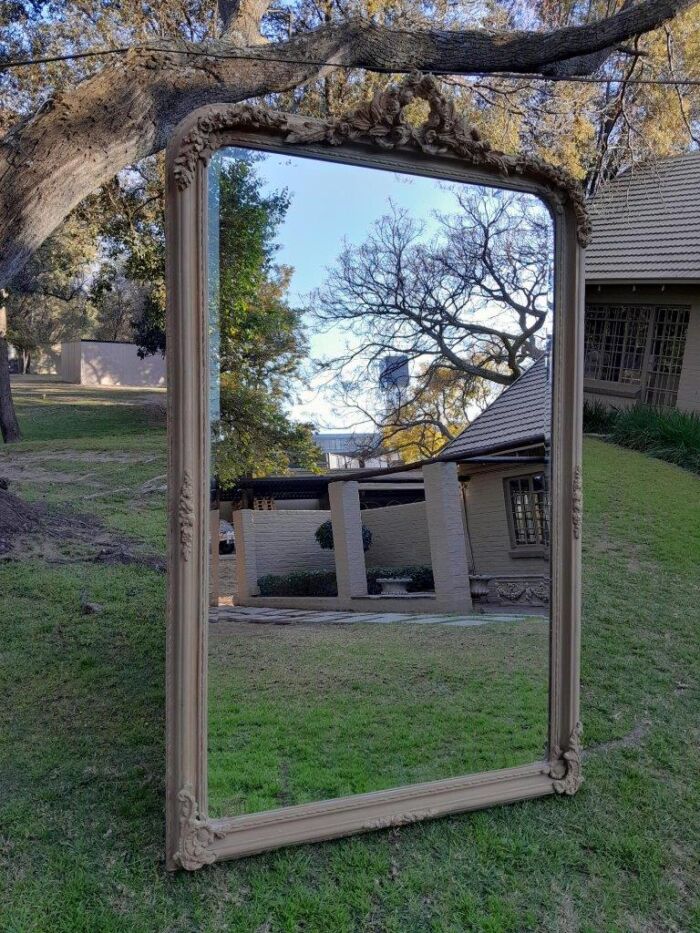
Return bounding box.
[164,75,587,871]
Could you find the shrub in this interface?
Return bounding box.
[315,518,372,552]
[256,564,435,598]
[367,565,435,594]
[257,570,338,597]
[609,405,700,474]
[583,399,618,434]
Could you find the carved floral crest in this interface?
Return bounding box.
[173,73,590,246]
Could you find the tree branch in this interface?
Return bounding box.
[0,0,697,288]
[218,0,272,45]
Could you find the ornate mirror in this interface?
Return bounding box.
[165,75,586,870]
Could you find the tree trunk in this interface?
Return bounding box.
[0,0,695,291]
[0,303,21,442]
[0,0,695,442]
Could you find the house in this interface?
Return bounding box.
[584,153,700,412]
[313,432,400,470]
[437,357,550,607]
[223,360,551,614]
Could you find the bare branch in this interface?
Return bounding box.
[0,0,697,288]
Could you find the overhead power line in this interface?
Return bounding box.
[1,44,700,86]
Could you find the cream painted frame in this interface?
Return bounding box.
[165,75,586,871]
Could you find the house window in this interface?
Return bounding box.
[584,303,689,407]
[506,474,549,549]
[644,306,690,407]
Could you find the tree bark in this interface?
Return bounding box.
[0,0,695,291]
[0,301,21,442]
[0,0,696,443]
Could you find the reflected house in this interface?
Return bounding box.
[585,153,700,412]
[437,356,550,609]
[313,432,401,471]
[220,359,551,614]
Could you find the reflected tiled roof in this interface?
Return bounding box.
[440,357,550,458]
[586,153,700,283]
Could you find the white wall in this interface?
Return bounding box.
[362,501,432,568]
[61,341,166,387]
[60,341,82,383]
[241,509,335,579]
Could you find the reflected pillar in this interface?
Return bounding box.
[232,509,259,599]
[209,507,220,607]
[423,461,473,613]
[328,480,368,602]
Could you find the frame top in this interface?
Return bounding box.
[169,72,590,247]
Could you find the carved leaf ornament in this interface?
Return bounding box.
[178,470,194,561]
[549,722,583,795]
[173,73,591,247]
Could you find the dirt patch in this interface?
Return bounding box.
[0,487,165,571]
[584,720,651,758]
[9,451,160,464]
[0,488,46,545]
[0,462,100,485]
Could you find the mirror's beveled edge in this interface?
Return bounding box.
[165,91,584,871]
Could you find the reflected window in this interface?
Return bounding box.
[506,473,549,548]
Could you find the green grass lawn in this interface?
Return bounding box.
[1,381,699,932]
[208,620,549,817]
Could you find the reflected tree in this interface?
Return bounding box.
[308,188,552,456]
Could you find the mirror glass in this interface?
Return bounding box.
[206,148,553,818]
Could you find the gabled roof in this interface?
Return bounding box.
[439,357,550,459]
[586,152,700,284]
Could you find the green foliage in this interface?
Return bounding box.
[315,518,372,552]
[367,564,434,593]
[583,399,618,434]
[256,563,434,597]
[585,402,700,474]
[257,569,338,597]
[609,405,700,474]
[94,160,166,352]
[210,155,319,483]
[215,379,319,484]
[5,206,99,369]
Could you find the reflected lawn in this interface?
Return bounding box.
[207,619,549,817]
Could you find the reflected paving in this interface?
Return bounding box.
[209,605,547,627]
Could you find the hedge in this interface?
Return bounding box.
[584,401,700,474]
[256,564,434,598]
[257,570,338,597]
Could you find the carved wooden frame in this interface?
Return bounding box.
[165,74,585,870]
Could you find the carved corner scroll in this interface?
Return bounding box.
[178,470,194,561]
[549,722,583,795]
[572,465,583,540]
[172,73,591,247]
[174,785,223,871]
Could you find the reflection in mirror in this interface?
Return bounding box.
[206,149,553,818]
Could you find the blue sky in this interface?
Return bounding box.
[211,148,552,430]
